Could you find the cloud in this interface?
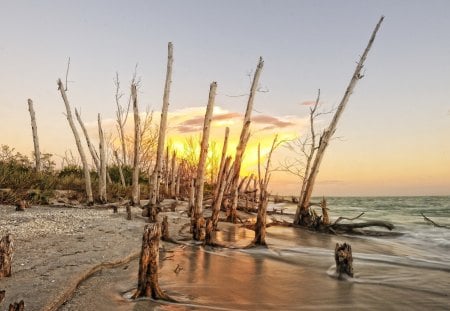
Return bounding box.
[300,100,316,106]
[174,111,241,133]
[252,115,294,129]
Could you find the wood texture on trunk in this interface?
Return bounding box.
[169,151,177,198]
[230,58,264,194]
[132,223,173,301]
[210,156,232,230]
[335,243,353,278]
[294,17,384,224]
[114,150,126,187]
[27,99,41,172]
[150,42,173,205]
[98,114,107,203]
[193,81,217,240]
[131,84,141,206]
[57,79,93,204]
[0,234,13,278]
[213,127,229,200]
[75,109,100,173]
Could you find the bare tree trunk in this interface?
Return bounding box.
[57,79,94,204]
[131,84,141,206]
[164,147,169,197]
[150,42,173,206]
[209,156,232,232]
[294,16,384,225]
[161,216,170,241]
[193,82,217,241]
[188,179,195,218]
[0,234,13,278]
[132,223,174,301]
[170,151,177,198]
[228,57,264,222]
[98,114,107,203]
[253,136,278,246]
[214,127,229,199]
[75,109,100,173]
[113,150,126,187]
[27,99,41,172]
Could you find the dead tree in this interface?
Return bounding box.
[169,151,177,198]
[228,57,264,222]
[335,242,353,278]
[214,127,230,200]
[75,109,100,173]
[114,72,131,167]
[188,179,195,218]
[253,135,278,246]
[113,150,126,187]
[161,216,170,241]
[0,234,13,278]
[132,223,174,301]
[27,99,41,172]
[294,16,384,225]
[131,84,141,206]
[98,114,107,203]
[57,79,94,204]
[149,42,173,210]
[193,82,217,241]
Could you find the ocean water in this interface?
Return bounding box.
[61,196,450,310]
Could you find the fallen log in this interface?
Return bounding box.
[329,220,394,232]
[421,212,449,228]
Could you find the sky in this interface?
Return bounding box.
[0,0,449,196]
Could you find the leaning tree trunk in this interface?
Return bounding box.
[169,151,177,198]
[113,150,126,187]
[214,127,230,200]
[0,234,13,278]
[228,57,264,222]
[27,99,41,172]
[98,114,107,203]
[131,84,141,206]
[132,223,174,301]
[294,16,384,224]
[57,79,93,204]
[75,109,100,173]
[149,42,173,207]
[193,82,217,241]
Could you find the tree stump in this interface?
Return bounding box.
[8,300,24,311]
[334,243,353,278]
[204,218,214,246]
[126,205,132,220]
[0,290,5,303]
[132,223,174,301]
[0,235,13,278]
[15,200,29,212]
[161,216,170,241]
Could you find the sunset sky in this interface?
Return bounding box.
[0,0,449,196]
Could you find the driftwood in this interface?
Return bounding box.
[0,234,13,278]
[330,221,394,232]
[8,300,24,311]
[421,212,449,228]
[335,243,353,278]
[132,223,174,301]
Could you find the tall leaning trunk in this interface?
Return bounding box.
[131,84,141,206]
[27,99,41,172]
[228,57,264,222]
[294,16,384,224]
[98,114,107,203]
[57,79,94,204]
[193,82,217,241]
[75,109,100,173]
[149,42,173,207]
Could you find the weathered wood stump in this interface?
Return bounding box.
[15,200,30,212]
[126,205,132,220]
[0,290,5,303]
[161,216,170,241]
[8,300,24,311]
[204,218,214,246]
[334,242,353,278]
[132,223,174,301]
[0,234,13,278]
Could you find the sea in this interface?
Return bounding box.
[61,196,450,310]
